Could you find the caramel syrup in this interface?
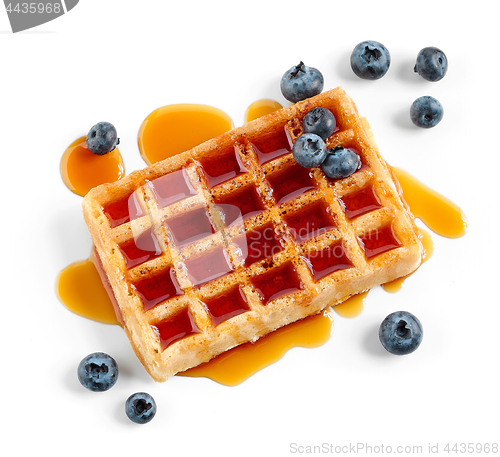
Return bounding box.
[267,162,318,204]
[284,199,336,243]
[235,223,283,268]
[377,167,467,292]
[251,262,303,305]
[56,251,119,326]
[60,136,125,197]
[391,167,468,238]
[358,224,402,259]
[179,308,334,386]
[214,184,265,227]
[133,266,184,312]
[199,144,248,188]
[152,308,201,350]
[184,244,234,287]
[58,101,468,386]
[304,242,353,281]
[138,104,234,165]
[332,291,369,318]
[244,99,283,123]
[340,185,382,220]
[250,127,293,165]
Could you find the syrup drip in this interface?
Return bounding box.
[332,291,369,318]
[179,308,334,386]
[391,167,468,238]
[60,136,125,197]
[244,99,283,123]
[377,167,467,292]
[138,104,234,165]
[58,101,468,386]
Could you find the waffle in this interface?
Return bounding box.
[82,87,422,382]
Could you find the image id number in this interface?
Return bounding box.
[5,3,61,14]
[444,443,498,453]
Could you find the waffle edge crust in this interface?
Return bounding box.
[82,88,423,382]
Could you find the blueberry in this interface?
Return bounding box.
[292,133,328,168]
[125,392,157,424]
[410,96,444,128]
[321,146,361,179]
[379,311,423,355]
[77,352,119,392]
[302,108,336,140]
[414,47,448,82]
[280,61,324,103]
[350,41,391,80]
[86,122,119,155]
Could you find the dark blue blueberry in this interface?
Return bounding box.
[292,133,328,168]
[410,96,444,128]
[77,352,119,392]
[302,108,336,140]
[350,41,391,80]
[280,62,324,103]
[321,146,361,179]
[86,122,119,155]
[414,47,448,82]
[379,311,423,355]
[125,392,157,424]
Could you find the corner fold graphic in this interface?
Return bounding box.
[64,0,78,12]
[4,0,79,33]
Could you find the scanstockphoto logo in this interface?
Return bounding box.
[3,0,78,33]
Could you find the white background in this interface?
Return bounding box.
[1,1,499,456]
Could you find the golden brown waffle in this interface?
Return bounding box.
[82,87,422,382]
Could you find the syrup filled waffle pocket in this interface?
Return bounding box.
[82,87,422,381]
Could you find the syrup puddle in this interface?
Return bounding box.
[56,251,119,326]
[138,104,234,165]
[61,136,125,197]
[180,308,334,386]
[57,101,468,386]
[244,99,283,123]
